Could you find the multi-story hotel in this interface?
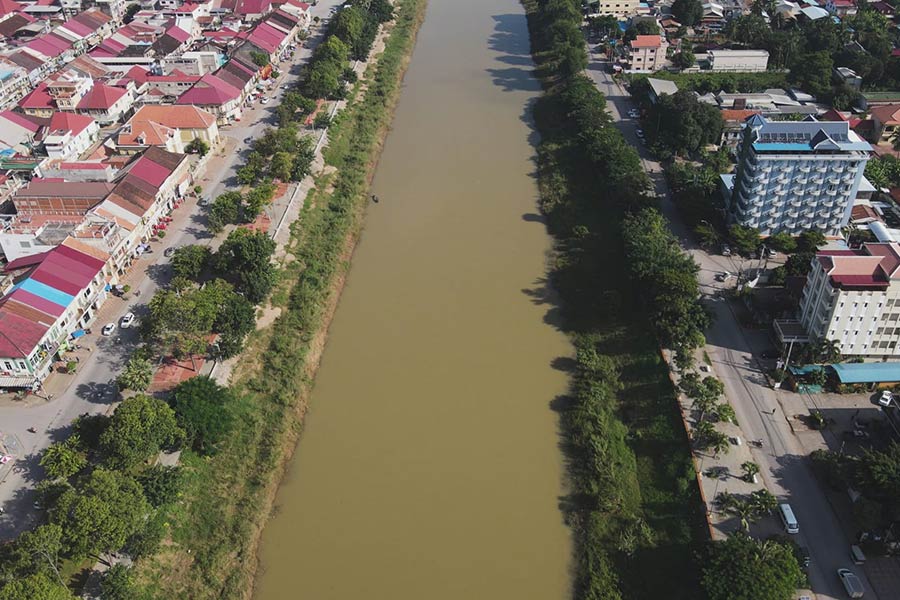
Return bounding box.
[722,115,871,236]
[798,243,900,357]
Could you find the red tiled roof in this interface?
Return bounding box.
[48,111,95,136]
[19,82,53,110]
[0,110,41,133]
[871,104,900,125]
[176,73,241,105]
[76,83,127,110]
[166,26,191,43]
[0,0,23,17]
[721,108,761,123]
[0,311,47,358]
[236,0,271,15]
[631,35,661,49]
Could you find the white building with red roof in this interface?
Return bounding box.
[77,82,133,125]
[628,34,667,72]
[42,111,99,160]
[175,72,243,123]
[116,104,219,154]
[798,243,900,357]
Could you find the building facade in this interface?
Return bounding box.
[628,35,665,72]
[798,244,900,357]
[723,115,872,236]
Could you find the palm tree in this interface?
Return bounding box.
[814,338,842,364]
[891,128,900,151]
[741,461,760,483]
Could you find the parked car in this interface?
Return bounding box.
[101,323,116,336]
[120,313,135,328]
[879,390,894,407]
[837,568,864,598]
[198,197,210,207]
[798,545,811,570]
[164,247,177,258]
[260,97,270,104]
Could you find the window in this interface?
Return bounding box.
[878,328,885,335]
[18,362,25,370]
[2,362,10,370]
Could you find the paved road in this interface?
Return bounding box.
[584,48,876,600]
[0,0,346,539]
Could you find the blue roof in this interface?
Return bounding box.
[753,143,814,151]
[15,278,73,308]
[831,362,900,383]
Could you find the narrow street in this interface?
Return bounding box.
[584,46,876,600]
[0,0,346,539]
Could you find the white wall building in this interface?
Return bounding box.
[707,49,769,72]
[798,243,900,357]
[722,115,872,236]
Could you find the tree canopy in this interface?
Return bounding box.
[672,0,703,26]
[702,534,802,600]
[50,469,150,558]
[170,376,236,455]
[99,395,183,468]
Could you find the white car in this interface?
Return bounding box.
[101,323,116,336]
[260,97,270,104]
[120,312,135,328]
[879,390,894,407]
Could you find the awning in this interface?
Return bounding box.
[0,375,36,388]
[71,329,87,339]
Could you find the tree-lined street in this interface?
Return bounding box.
[584,45,877,600]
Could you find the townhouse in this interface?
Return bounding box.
[115,104,218,154]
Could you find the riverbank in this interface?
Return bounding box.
[133,1,428,597]
[521,2,709,599]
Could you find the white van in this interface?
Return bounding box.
[779,503,799,534]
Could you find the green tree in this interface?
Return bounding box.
[728,224,761,256]
[742,461,761,482]
[116,355,154,392]
[270,151,294,182]
[702,533,802,600]
[673,49,695,69]
[184,138,209,156]
[137,465,183,507]
[9,524,66,586]
[214,293,256,357]
[99,395,184,468]
[797,230,826,252]
[0,573,73,600]
[40,437,87,480]
[672,0,703,26]
[332,6,365,46]
[765,233,797,254]
[171,245,211,281]
[170,376,236,455]
[694,223,721,249]
[208,192,242,233]
[213,229,276,304]
[51,469,150,558]
[250,50,270,67]
[790,51,834,98]
[652,90,724,155]
[100,564,135,600]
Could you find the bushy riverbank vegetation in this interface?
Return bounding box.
[523,1,708,598]
[0,1,426,598]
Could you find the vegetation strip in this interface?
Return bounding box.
[522,1,708,598]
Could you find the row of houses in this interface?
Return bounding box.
[0,144,190,386]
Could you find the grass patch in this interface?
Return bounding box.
[132,1,427,597]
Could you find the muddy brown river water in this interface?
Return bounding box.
[254,1,572,597]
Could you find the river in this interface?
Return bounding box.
[253,0,571,597]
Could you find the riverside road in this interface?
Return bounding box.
[584,47,876,600]
[0,0,346,539]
